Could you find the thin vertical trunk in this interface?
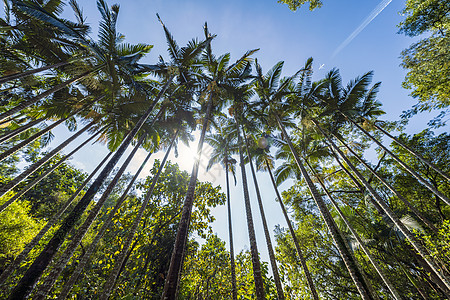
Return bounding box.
[34,134,147,300]
[234,119,265,300]
[362,116,450,183]
[0,61,70,85]
[0,121,94,211]
[308,163,401,300]
[0,117,45,144]
[0,112,75,163]
[225,150,238,300]
[58,150,153,300]
[275,114,374,300]
[0,67,100,123]
[4,130,102,206]
[265,159,320,300]
[341,113,450,206]
[312,118,450,295]
[7,75,174,299]
[331,132,438,234]
[243,132,285,300]
[0,151,112,287]
[162,94,214,300]
[101,131,177,300]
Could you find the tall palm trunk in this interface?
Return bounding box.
[8,75,174,299]
[225,149,238,300]
[341,112,450,206]
[0,112,76,163]
[0,121,94,211]
[102,131,177,300]
[234,119,265,300]
[33,134,147,300]
[275,114,374,300]
[0,150,112,288]
[308,162,402,300]
[0,61,70,85]
[0,67,101,123]
[312,118,450,295]
[242,132,285,300]
[162,94,214,300]
[4,130,102,210]
[58,150,153,299]
[331,132,438,233]
[362,116,450,183]
[265,159,319,300]
[0,117,45,144]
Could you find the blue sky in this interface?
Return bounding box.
[48,0,442,263]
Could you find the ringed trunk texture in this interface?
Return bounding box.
[275,114,374,300]
[312,119,450,295]
[0,61,69,85]
[309,165,401,300]
[0,150,112,288]
[265,159,320,300]
[58,150,153,299]
[161,95,214,300]
[0,68,97,123]
[342,112,450,206]
[225,150,238,300]
[7,75,173,299]
[331,132,438,234]
[243,132,285,300]
[0,117,45,144]
[33,134,147,300]
[363,117,450,183]
[101,131,177,300]
[0,121,94,211]
[234,118,265,300]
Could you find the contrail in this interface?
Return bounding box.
[332,0,392,58]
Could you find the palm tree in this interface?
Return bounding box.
[205,117,238,300]
[251,132,320,300]
[242,130,285,300]
[161,22,258,298]
[0,150,113,288]
[306,161,402,300]
[0,117,45,144]
[57,150,153,299]
[312,119,450,295]
[101,130,178,299]
[253,60,375,299]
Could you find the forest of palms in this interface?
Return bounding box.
[0,0,449,299]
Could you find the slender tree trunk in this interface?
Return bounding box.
[2,129,101,208]
[312,118,450,295]
[0,151,112,288]
[0,113,74,163]
[308,163,401,300]
[234,119,265,300]
[58,150,153,299]
[0,67,99,123]
[363,117,450,183]
[341,112,450,206]
[7,75,174,299]
[275,114,374,300]
[225,150,238,300]
[0,61,69,85]
[0,117,45,144]
[0,121,94,211]
[33,134,147,300]
[265,159,320,300]
[162,94,214,300]
[331,132,439,234]
[101,131,177,300]
[243,132,285,300]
